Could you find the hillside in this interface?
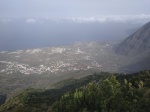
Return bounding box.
[116,21,150,55]
[0,41,134,97]
[115,21,150,73]
[0,70,150,112]
[0,39,150,98]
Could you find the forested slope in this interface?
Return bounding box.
[0,70,150,112]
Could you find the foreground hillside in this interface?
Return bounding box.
[0,70,150,112]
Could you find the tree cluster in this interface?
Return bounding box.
[53,75,150,112]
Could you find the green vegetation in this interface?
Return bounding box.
[0,70,150,112]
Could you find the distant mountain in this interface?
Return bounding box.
[116,21,150,55]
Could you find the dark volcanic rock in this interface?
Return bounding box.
[116,22,150,55]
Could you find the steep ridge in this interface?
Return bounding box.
[116,21,150,55]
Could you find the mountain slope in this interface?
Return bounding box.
[1,41,133,98]
[120,55,150,73]
[0,70,150,112]
[116,21,150,55]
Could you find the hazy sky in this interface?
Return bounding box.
[0,0,150,18]
[0,0,150,51]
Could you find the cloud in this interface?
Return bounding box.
[66,17,107,23]
[1,14,150,24]
[57,14,150,24]
[26,19,37,23]
[0,19,12,23]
